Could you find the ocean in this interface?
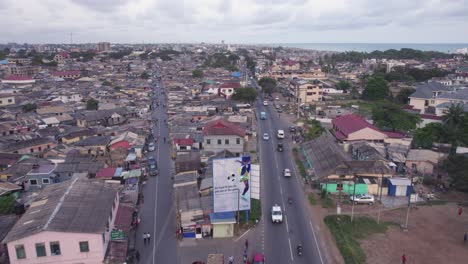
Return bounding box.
[263,43,468,53]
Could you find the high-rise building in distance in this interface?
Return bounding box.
[97,42,111,52]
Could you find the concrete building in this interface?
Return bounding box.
[288,78,323,104]
[97,42,111,52]
[0,94,16,107]
[2,176,120,264]
[202,119,246,156]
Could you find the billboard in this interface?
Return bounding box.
[213,156,251,213]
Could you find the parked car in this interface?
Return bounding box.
[252,253,265,264]
[263,133,269,140]
[271,204,283,223]
[349,194,375,205]
[263,100,268,106]
[289,126,296,132]
[283,168,291,177]
[148,142,156,152]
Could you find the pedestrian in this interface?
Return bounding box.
[401,254,406,264]
[245,239,249,250]
[228,256,234,264]
[135,250,140,262]
[147,232,151,243]
[143,233,147,244]
[458,206,463,216]
[464,232,467,244]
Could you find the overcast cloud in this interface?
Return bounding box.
[0,0,467,43]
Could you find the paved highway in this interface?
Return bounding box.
[135,73,177,263]
[255,82,327,264]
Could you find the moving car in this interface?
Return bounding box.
[271,204,283,223]
[349,194,375,205]
[277,143,284,152]
[148,157,158,176]
[260,111,266,120]
[263,100,268,106]
[148,142,156,152]
[263,133,269,140]
[277,130,285,139]
[252,253,265,264]
[289,126,296,132]
[275,96,280,100]
[283,168,292,177]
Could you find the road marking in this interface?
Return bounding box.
[152,93,163,264]
[285,215,289,233]
[234,228,251,242]
[288,237,294,262]
[309,220,325,264]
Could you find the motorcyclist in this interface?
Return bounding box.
[297,244,303,255]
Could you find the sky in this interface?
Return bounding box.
[0,0,467,44]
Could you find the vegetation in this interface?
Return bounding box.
[114,86,122,91]
[258,77,277,95]
[412,123,447,149]
[324,215,391,264]
[362,76,389,100]
[443,155,468,192]
[320,190,335,208]
[22,103,37,113]
[70,50,95,62]
[293,148,307,179]
[327,48,453,63]
[0,195,15,214]
[109,49,132,60]
[304,120,325,140]
[102,80,112,86]
[308,194,317,205]
[204,52,239,70]
[394,88,415,104]
[150,49,181,61]
[139,52,149,60]
[140,71,150,79]
[336,80,352,91]
[372,102,421,132]
[192,69,204,78]
[377,66,450,83]
[241,199,261,225]
[86,98,99,110]
[231,87,258,103]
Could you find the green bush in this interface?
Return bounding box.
[0,195,15,215]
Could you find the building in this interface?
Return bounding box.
[7,66,39,76]
[52,70,81,80]
[1,75,35,85]
[53,52,69,63]
[202,119,246,156]
[0,138,56,155]
[408,82,451,114]
[288,78,323,103]
[405,149,446,176]
[2,176,120,264]
[97,42,111,52]
[0,94,16,107]
[331,114,402,142]
[218,82,241,99]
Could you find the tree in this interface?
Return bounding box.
[336,80,351,91]
[395,88,415,105]
[443,154,468,192]
[231,87,258,103]
[443,104,467,148]
[86,98,99,110]
[139,52,149,60]
[258,77,277,95]
[22,103,37,113]
[114,86,122,91]
[102,80,112,86]
[304,120,325,140]
[362,76,389,100]
[412,123,447,149]
[192,69,204,78]
[140,71,150,79]
[371,103,420,132]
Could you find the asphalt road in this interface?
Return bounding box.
[135,75,177,263]
[255,82,327,264]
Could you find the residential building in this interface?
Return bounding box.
[406,149,446,176]
[202,119,246,156]
[0,138,56,155]
[218,82,241,99]
[52,70,81,79]
[1,75,35,85]
[97,42,111,52]
[0,94,16,107]
[408,82,451,114]
[2,176,120,264]
[332,114,402,142]
[53,52,69,63]
[288,78,323,103]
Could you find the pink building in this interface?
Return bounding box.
[3,175,120,264]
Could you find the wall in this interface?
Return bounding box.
[321,183,368,195]
[405,160,434,175]
[204,135,244,156]
[0,96,15,106]
[212,223,234,238]
[16,142,56,155]
[7,231,105,264]
[409,98,426,113]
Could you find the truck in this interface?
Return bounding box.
[207,253,224,264]
[260,112,266,120]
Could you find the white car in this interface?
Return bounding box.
[263,133,269,140]
[277,130,285,139]
[271,204,283,223]
[349,194,375,205]
[263,100,268,106]
[275,96,280,100]
[148,142,156,152]
[283,168,292,177]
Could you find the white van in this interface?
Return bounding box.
[277,130,285,139]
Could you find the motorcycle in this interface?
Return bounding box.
[297,245,303,256]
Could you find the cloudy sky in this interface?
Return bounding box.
[0,0,467,44]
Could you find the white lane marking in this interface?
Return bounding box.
[285,215,289,233]
[309,221,325,264]
[288,237,294,262]
[152,93,163,264]
[235,228,251,242]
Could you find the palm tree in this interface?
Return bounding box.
[443,103,466,149]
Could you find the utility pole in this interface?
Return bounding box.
[351,175,357,222]
[236,188,240,231]
[404,172,415,229]
[377,172,384,224]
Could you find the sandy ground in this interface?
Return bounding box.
[361,203,468,264]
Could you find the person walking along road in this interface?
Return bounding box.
[464,232,467,244]
[401,254,406,264]
[143,233,147,245]
[147,232,151,243]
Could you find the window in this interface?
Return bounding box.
[42,178,50,184]
[217,139,222,145]
[30,148,34,153]
[236,138,241,144]
[79,241,89,252]
[35,243,46,257]
[15,245,26,259]
[30,179,38,185]
[50,241,61,256]
[8,99,12,103]
[38,146,42,151]
[206,139,211,145]
[225,139,229,145]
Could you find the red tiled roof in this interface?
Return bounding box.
[58,51,69,57]
[173,138,194,146]
[402,105,414,110]
[110,141,131,149]
[53,70,81,77]
[2,75,33,81]
[332,114,380,137]
[114,204,134,233]
[281,60,297,66]
[220,82,241,89]
[96,167,117,179]
[420,114,443,120]
[203,119,246,137]
[384,131,405,138]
